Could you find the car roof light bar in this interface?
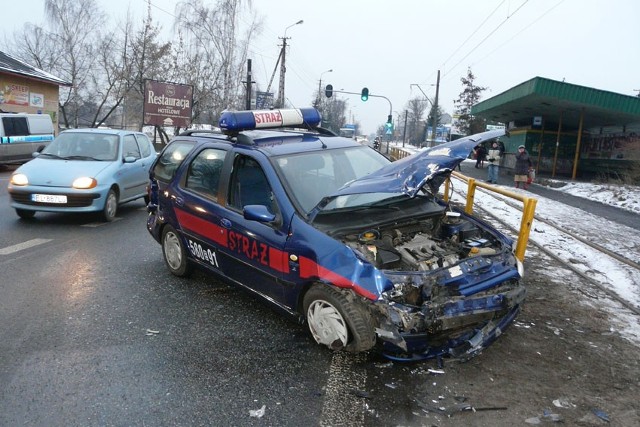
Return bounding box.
[218,108,321,135]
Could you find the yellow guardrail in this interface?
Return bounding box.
[443,171,537,262]
[388,146,411,161]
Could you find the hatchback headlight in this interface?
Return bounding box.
[10,173,29,186]
[72,177,98,189]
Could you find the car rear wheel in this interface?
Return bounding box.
[303,285,376,353]
[102,189,118,222]
[162,225,192,277]
[15,208,36,219]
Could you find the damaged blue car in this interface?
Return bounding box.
[146,108,526,361]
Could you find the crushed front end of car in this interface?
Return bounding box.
[310,129,526,361]
[325,201,526,361]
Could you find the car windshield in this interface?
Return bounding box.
[41,132,119,161]
[321,192,408,211]
[273,146,389,214]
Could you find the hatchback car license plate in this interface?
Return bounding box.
[32,194,67,203]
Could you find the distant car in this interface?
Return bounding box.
[8,128,156,221]
[146,108,526,361]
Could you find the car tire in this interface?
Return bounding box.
[162,225,192,277]
[303,284,376,353]
[16,208,36,219]
[102,188,118,222]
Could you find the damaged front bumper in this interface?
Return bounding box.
[374,260,526,362]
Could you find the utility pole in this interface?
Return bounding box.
[276,20,303,108]
[243,59,254,110]
[402,110,408,147]
[277,37,288,108]
[431,70,440,144]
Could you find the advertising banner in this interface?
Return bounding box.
[143,79,193,128]
[2,84,29,106]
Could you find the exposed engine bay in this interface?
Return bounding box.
[339,208,525,359]
[343,211,502,272]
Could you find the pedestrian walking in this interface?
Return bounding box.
[486,141,501,184]
[514,144,533,189]
[474,144,487,168]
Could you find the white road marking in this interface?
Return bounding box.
[0,238,53,255]
[319,352,368,426]
[81,217,122,227]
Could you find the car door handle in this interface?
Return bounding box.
[175,196,184,207]
[221,218,232,228]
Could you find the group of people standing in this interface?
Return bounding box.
[472,140,533,189]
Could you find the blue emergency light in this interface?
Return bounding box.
[218,108,321,134]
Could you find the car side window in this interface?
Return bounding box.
[123,135,141,160]
[185,148,226,201]
[229,155,276,214]
[152,141,195,182]
[135,134,152,157]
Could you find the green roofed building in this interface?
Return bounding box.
[471,77,640,181]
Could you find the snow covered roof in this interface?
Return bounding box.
[0,51,71,86]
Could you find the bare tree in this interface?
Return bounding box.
[322,98,348,133]
[8,0,263,137]
[404,97,428,145]
[87,30,132,128]
[173,0,262,125]
[122,4,173,133]
[10,23,60,72]
[43,0,107,128]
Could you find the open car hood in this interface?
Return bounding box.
[310,129,505,217]
[338,129,504,197]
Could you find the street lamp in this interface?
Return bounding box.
[316,69,333,106]
[277,19,304,107]
[284,19,304,37]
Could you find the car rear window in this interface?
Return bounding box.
[2,117,29,136]
[153,140,195,182]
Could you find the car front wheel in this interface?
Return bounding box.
[16,208,36,219]
[303,285,376,353]
[162,225,192,277]
[102,188,118,222]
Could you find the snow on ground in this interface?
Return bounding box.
[391,142,640,345]
[541,179,640,214]
[448,174,640,347]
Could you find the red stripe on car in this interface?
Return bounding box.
[299,256,377,301]
[175,208,228,247]
[269,246,290,274]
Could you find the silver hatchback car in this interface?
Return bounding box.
[8,128,156,221]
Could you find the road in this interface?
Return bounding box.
[1,165,638,426]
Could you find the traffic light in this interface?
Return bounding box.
[360,87,369,101]
[387,114,392,124]
[325,84,333,98]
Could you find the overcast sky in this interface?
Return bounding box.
[3,0,639,134]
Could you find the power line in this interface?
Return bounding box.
[443,0,531,80]
[440,0,508,71]
[467,0,566,70]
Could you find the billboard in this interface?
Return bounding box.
[143,79,193,128]
[255,91,274,110]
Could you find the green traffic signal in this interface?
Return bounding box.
[361,87,369,102]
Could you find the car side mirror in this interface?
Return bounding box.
[123,156,137,163]
[243,205,276,223]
